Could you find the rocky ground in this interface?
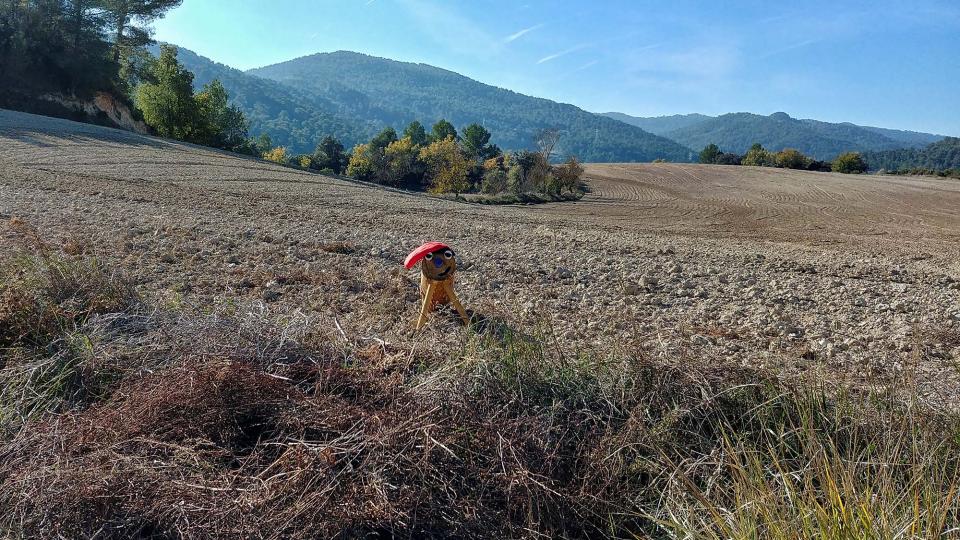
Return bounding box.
[2,109,959,403]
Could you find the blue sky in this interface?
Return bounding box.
[154,0,960,135]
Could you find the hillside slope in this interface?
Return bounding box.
[863,137,960,171]
[604,111,946,160]
[246,51,694,162]
[662,112,934,160]
[599,112,713,135]
[161,46,379,150]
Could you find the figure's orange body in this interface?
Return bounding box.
[420,273,453,310]
[405,242,470,329]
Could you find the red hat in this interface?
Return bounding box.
[404,241,450,269]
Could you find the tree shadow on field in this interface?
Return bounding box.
[1,129,169,150]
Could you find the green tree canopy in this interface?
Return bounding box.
[194,79,248,149]
[369,126,398,152]
[430,119,457,143]
[699,143,720,164]
[402,121,428,147]
[134,44,200,140]
[312,135,347,174]
[461,123,500,161]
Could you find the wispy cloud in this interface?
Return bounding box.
[537,44,590,64]
[504,23,544,43]
[757,39,819,59]
[573,59,599,71]
[395,0,500,58]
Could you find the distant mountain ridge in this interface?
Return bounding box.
[244,51,694,162]
[601,111,945,161]
[160,46,693,162]
[599,112,713,135]
[163,44,946,163]
[863,137,960,172]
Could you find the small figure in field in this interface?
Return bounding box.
[404,241,469,329]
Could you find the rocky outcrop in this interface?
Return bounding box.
[40,92,150,135]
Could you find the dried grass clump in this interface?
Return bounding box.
[1,223,139,431]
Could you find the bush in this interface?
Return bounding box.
[699,143,720,164]
[262,146,288,164]
[553,156,585,194]
[775,148,810,169]
[832,152,868,174]
[480,168,508,194]
[742,143,776,167]
[714,152,742,165]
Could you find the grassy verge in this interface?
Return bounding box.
[1,232,958,538]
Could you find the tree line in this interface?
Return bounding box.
[697,143,868,174]
[265,121,585,197]
[862,137,960,177]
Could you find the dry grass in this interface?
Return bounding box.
[1,233,959,538]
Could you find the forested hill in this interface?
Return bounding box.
[157,47,379,150]
[863,137,960,172]
[660,112,942,161]
[602,111,945,161]
[599,112,713,135]
[243,51,693,162]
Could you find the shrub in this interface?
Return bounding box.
[775,148,810,169]
[262,146,288,164]
[832,152,868,174]
[715,152,742,165]
[699,143,720,164]
[480,168,508,194]
[553,156,585,194]
[742,143,776,167]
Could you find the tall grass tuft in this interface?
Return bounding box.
[0,228,137,433]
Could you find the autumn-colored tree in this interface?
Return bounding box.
[553,156,585,194]
[419,137,471,194]
[384,136,421,186]
[832,152,868,174]
[263,146,288,164]
[346,143,375,180]
[775,148,810,169]
[742,143,776,167]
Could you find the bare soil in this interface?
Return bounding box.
[2,109,959,402]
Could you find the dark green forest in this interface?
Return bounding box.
[0,0,182,111]
[661,112,940,161]
[599,112,712,135]
[863,137,960,173]
[233,51,694,162]
[604,111,944,161]
[164,46,379,151]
